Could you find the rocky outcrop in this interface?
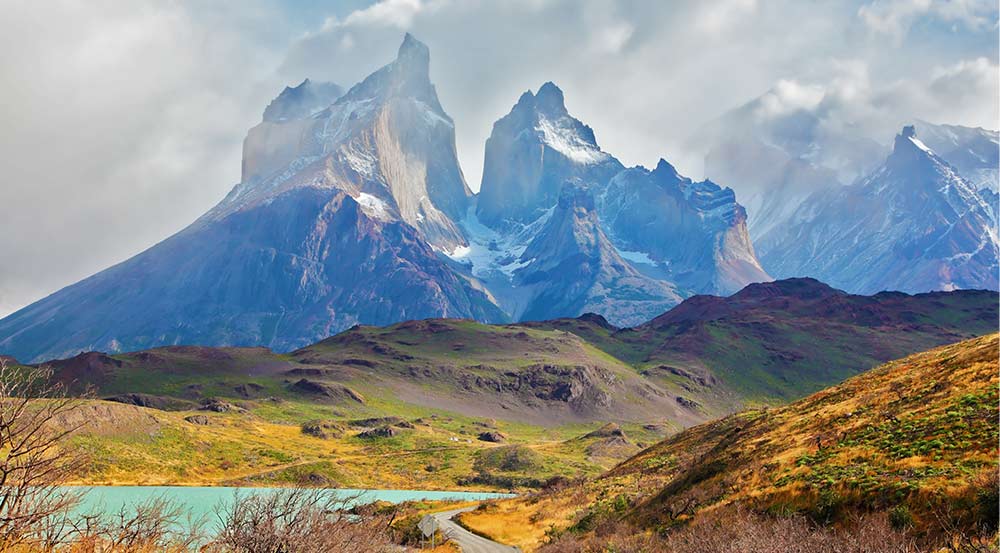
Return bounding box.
[357,426,398,439]
[289,378,365,404]
[477,431,507,443]
[103,393,195,411]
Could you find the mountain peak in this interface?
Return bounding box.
[334,33,439,110]
[535,81,566,114]
[397,32,430,70]
[653,158,681,180]
[892,124,935,159]
[511,82,567,116]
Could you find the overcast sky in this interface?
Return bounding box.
[1,0,997,317]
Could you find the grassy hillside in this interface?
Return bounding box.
[550,279,999,402]
[10,280,996,491]
[458,334,999,550]
[58,400,655,489]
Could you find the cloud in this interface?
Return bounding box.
[859,0,998,42]
[0,0,289,317]
[0,0,996,317]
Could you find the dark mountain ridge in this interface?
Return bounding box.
[18,279,997,427]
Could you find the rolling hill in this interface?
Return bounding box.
[457,333,1000,551]
[23,278,998,428]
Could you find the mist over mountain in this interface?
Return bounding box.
[758,126,999,294]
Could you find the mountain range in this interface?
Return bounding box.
[693,87,999,296]
[0,35,767,362]
[0,34,996,363]
[758,126,998,293]
[23,278,998,428]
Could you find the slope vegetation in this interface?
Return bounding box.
[458,334,999,550]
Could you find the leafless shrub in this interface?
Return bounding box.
[541,507,924,553]
[206,488,397,553]
[65,496,206,552]
[0,359,87,549]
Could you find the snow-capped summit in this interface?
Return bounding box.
[214,33,471,251]
[759,126,998,294]
[476,82,623,227]
[0,34,504,363]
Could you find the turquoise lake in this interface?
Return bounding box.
[68,486,512,530]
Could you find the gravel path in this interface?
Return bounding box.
[431,507,521,553]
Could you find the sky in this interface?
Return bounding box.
[0,0,997,317]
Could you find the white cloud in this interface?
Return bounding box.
[755,80,826,118]
[859,0,998,41]
[343,0,425,28]
[0,0,996,317]
[0,0,288,317]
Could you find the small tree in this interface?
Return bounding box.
[0,359,87,548]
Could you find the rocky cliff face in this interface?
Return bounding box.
[476,82,623,228]
[596,159,770,295]
[758,126,999,294]
[0,36,774,362]
[0,35,503,363]
[513,182,682,326]
[220,33,471,253]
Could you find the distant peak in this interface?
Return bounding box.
[733,277,843,301]
[653,158,681,179]
[891,124,937,161]
[516,89,535,106]
[535,81,567,114]
[397,32,430,69]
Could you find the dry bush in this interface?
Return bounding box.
[541,507,925,553]
[0,360,87,549]
[661,508,921,553]
[65,497,205,552]
[206,488,398,553]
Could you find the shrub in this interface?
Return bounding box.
[474,445,542,473]
[889,505,913,530]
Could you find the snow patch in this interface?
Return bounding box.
[343,146,377,177]
[415,100,454,128]
[449,204,553,278]
[616,248,656,265]
[908,136,934,154]
[535,116,609,165]
[356,192,392,221]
